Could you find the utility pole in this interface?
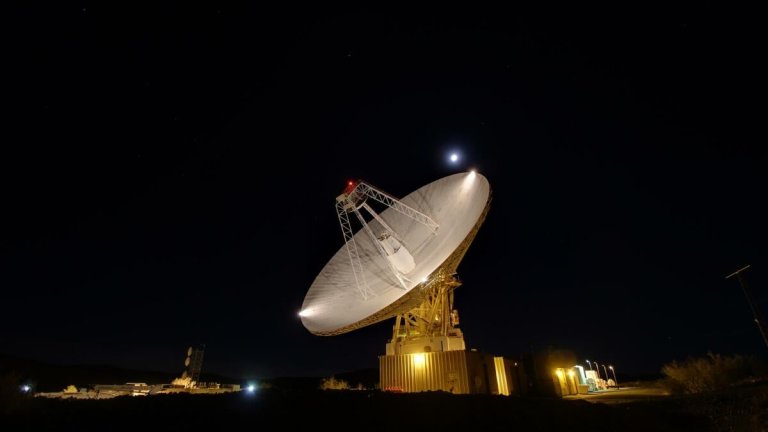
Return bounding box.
[726,265,768,350]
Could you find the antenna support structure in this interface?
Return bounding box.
[335,179,490,355]
[387,198,488,355]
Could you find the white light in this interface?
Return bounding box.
[412,353,426,367]
[450,153,459,163]
[21,385,31,393]
[298,309,310,317]
[247,384,256,393]
[421,277,428,283]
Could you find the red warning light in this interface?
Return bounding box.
[344,180,358,194]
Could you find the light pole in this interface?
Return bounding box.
[609,365,619,388]
[726,265,768,350]
[594,361,602,380]
[601,364,610,387]
[586,360,593,371]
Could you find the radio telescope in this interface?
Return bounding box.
[301,171,490,359]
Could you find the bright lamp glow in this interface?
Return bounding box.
[298,309,310,317]
[450,153,459,163]
[246,384,256,393]
[21,385,31,393]
[412,353,426,367]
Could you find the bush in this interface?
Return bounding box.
[661,353,768,394]
[319,376,350,390]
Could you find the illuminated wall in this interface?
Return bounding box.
[493,356,510,396]
[380,350,471,393]
[379,351,516,395]
[553,368,580,396]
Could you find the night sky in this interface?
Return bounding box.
[3,5,766,379]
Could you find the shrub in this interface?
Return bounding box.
[661,353,768,394]
[319,376,350,390]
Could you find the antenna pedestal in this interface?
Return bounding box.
[385,270,465,355]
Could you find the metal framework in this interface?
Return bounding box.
[336,181,440,300]
[352,182,439,233]
[391,267,462,342]
[390,194,490,343]
[352,208,411,290]
[336,199,373,299]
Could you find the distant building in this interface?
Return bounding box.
[521,348,588,397]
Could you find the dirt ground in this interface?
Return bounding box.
[1,388,713,432]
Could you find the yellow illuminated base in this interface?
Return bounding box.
[379,351,514,395]
[386,334,465,356]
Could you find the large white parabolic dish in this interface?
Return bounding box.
[301,171,490,335]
